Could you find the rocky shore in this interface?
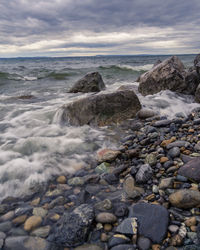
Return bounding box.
[1,54,200,250]
[1,108,200,249]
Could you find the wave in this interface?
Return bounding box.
[98,64,153,74]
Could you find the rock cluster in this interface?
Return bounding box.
[1,107,200,249]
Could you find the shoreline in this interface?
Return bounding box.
[1,109,200,249]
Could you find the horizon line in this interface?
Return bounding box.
[0,53,197,59]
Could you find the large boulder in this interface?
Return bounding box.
[59,89,141,126]
[138,56,187,96]
[194,54,200,74]
[69,72,105,93]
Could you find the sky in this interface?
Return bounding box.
[0,0,199,57]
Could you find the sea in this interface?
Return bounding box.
[0,54,199,200]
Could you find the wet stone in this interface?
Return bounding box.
[108,234,131,248]
[12,215,27,225]
[33,207,48,218]
[137,236,152,250]
[168,147,180,158]
[94,199,112,211]
[135,164,153,184]
[116,217,137,235]
[110,245,136,250]
[129,203,169,243]
[4,236,51,250]
[15,206,33,216]
[169,189,200,209]
[96,212,117,224]
[24,216,42,232]
[74,244,103,250]
[145,153,157,166]
[51,204,94,247]
[95,162,110,174]
[8,228,28,236]
[31,225,51,238]
[114,203,128,218]
[178,157,200,182]
[123,175,144,199]
[0,221,12,232]
[166,140,190,149]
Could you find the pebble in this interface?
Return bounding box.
[137,236,152,250]
[96,212,117,224]
[33,207,48,218]
[135,164,153,183]
[24,216,42,232]
[12,215,27,225]
[185,217,196,227]
[56,175,67,184]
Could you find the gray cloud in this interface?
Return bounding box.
[0,0,199,56]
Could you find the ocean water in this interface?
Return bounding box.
[0,54,199,200]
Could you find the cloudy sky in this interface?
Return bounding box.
[0,0,199,57]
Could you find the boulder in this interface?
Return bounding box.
[195,84,200,103]
[138,56,186,96]
[178,157,200,182]
[129,203,169,243]
[194,54,200,74]
[184,70,200,95]
[60,89,141,126]
[138,56,199,96]
[51,204,94,247]
[69,72,105,93]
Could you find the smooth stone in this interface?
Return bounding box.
[137,109,157,119]
[94,199,112,211]
[168,147,180,158]
[51,204,94,247]
[154,120,171,127]
[4,236,51,250]
[108,234,131,248]
[74,244,103,250]
[96,212,117,224]
[0,221,12,232]
[159,177,174,189]
[166,141,190,149]
[33,207,48,218]
[110,245,136,250]
[8,228,27,236]
[129,203,169,243]
[0,211,14,222]
[116,218,137,235]
[123,176,144,199]
[95,162,110,174]
[178,157,200,182]
[24,216,42,232]
[114,203,128,218]
[145,153,157,166]
[185,217,197,227]
[169,190,200,209]
[135,164,153,184]
[168,225,179,234]
[97,149,121,163]
[56,175,66,184]
[137,236,152,250]
[31,225,51,238]
[15,206,33,216]
[68,177,85,186]
[45,189,62,197]
[12,215,27,225]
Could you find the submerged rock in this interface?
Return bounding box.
[129,203,169,243]
[69,72,105,93]
[52,204,94,247]
[59,89,141,126]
